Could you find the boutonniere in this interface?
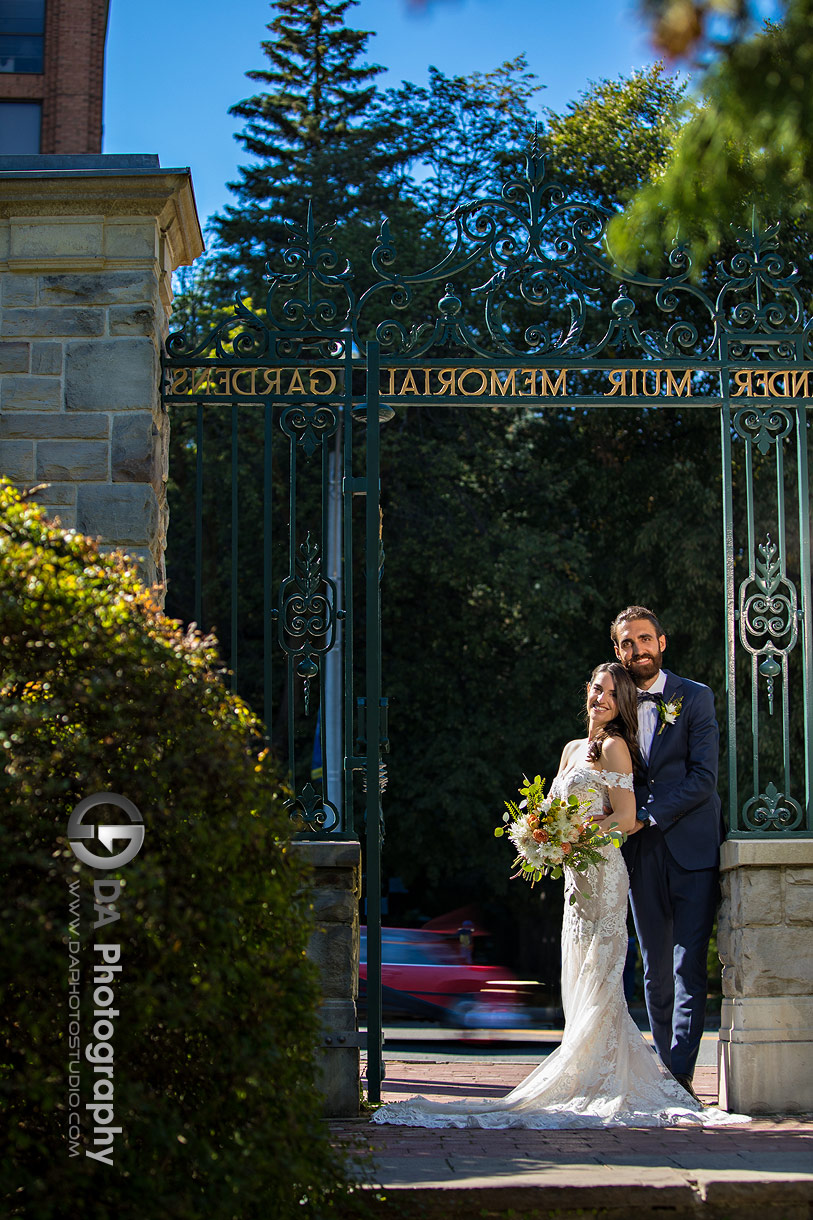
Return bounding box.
[656,695,683,734]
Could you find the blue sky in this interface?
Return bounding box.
[104,0,660,236]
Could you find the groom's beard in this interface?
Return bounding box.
[624,651,662,685]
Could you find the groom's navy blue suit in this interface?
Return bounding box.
[621,668,725,1080]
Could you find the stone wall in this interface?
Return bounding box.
[290,839,362,1119]
[717,838,813,1114]
[0,155,203,590]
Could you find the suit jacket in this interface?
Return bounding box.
[623,668,724,872]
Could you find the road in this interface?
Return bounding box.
[364,1024,720,1067]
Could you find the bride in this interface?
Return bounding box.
[371,662,747,1129]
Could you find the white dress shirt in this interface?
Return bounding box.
[637,668,667,761]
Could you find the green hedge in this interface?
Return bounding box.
[0,482,361,1219]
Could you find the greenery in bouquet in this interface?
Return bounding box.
[494,774,626,898]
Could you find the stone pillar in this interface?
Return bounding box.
[290,839,362,1119]
[0,154,203,592]
[717,839,813,1114]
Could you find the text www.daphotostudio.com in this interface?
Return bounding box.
[65,793,145,1165]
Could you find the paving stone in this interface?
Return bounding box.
[330,1056,813,1211]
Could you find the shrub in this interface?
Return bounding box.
[0,482,360,1219]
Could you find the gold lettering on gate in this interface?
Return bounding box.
[665,370,692,396]
[790,370,810,397]
[435,369,455,395]
[605,370,627,396]
[233,368,257,396]
[458,368,488,396]
[309,368,337,395]
[491,368,516,396]
[540,370,567,396]
[163,363,812,402]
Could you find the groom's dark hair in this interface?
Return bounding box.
[610,604,665,645]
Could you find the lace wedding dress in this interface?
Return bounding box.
[371,764,748,1129]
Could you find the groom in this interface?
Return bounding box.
[612,605,724,1103]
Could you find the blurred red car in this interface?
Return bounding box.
[358,926,528,1027]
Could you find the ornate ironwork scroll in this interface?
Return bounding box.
[741,782,803,832]
[162,135,813,849]
[738,534,798,716]
[278,533,337,716]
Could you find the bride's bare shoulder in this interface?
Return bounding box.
[558,737,586,770]
[600,735,632,771]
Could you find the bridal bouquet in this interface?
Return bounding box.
[494,774,626,891]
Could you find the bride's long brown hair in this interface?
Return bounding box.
[585,661,643,777]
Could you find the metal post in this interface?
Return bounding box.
[194,403,203,628]
[231,403,239,693]
[365,340,383,1103]
[720,380,738,832]
[325,422,344,828]
[263,400,273,743]
[797,403,813,828]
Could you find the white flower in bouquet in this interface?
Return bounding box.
[495,773,626,892]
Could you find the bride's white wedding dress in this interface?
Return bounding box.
[371,763,748,1129]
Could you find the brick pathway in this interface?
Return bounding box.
[330,1057,813,1216]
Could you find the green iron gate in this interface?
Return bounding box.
[163,141,813,1103]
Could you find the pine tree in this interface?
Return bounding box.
[210,0,407,299]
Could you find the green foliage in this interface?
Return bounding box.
[544,65,686,207]
[210,0,409,301]
[379,56,543,219]
[612,0,813,267]
[0,483,359,1219]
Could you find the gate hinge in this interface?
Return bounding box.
[322,1032,367,1048]
[344,476,367,496]
[355,696,390,754]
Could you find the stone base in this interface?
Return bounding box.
[290,839,361,1119]
[717,838,813,1115]
[718,996,813,1114]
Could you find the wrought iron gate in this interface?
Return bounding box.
[163,325,388,1097]
[163,143,813,1104]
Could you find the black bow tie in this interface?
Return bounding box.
[638,692,660,704]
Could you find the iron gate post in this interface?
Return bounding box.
[364,340,384,1102]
